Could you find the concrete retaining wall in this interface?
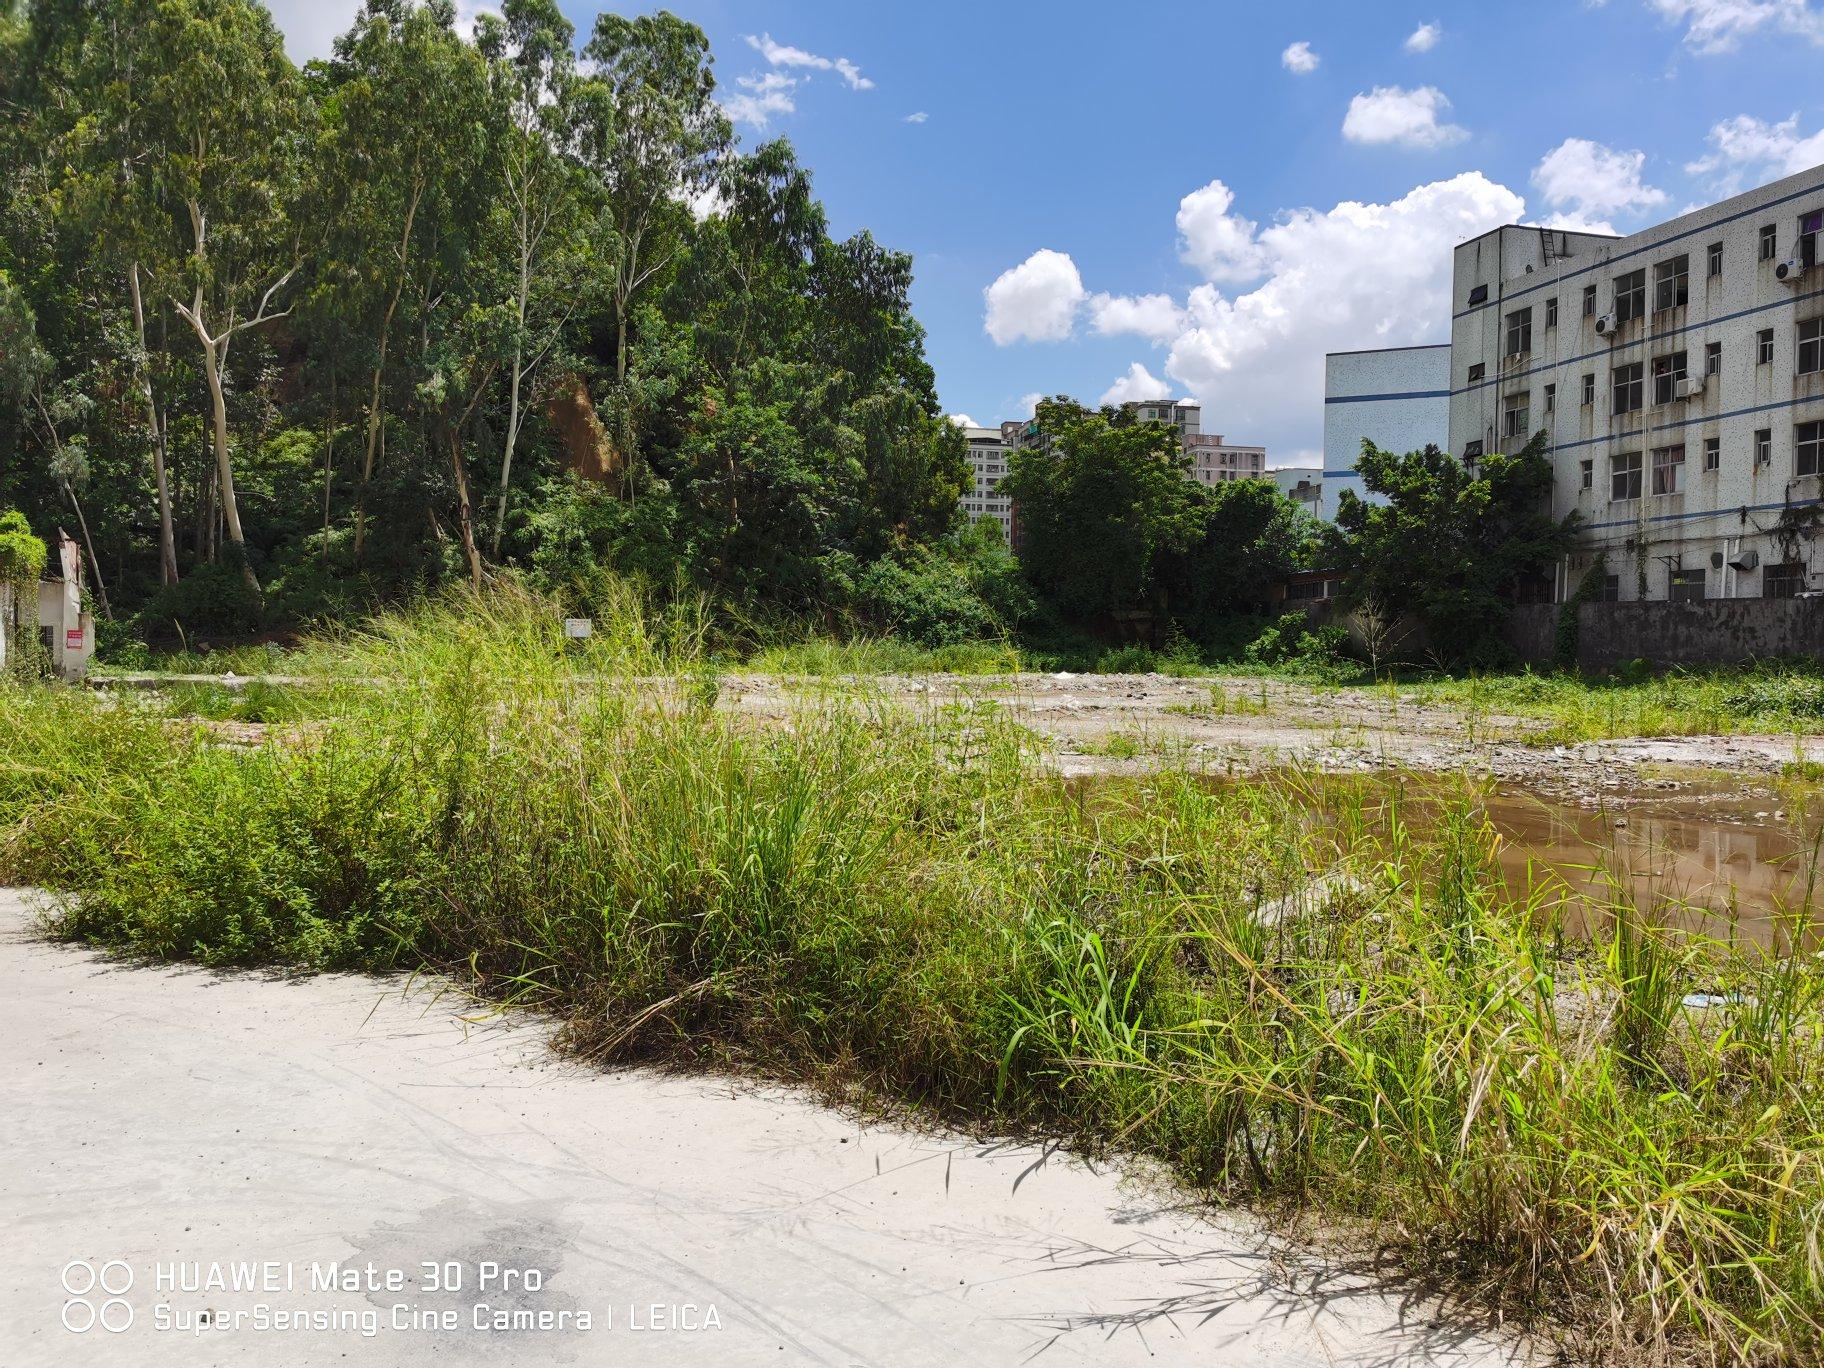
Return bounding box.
[1321,598,1824,671]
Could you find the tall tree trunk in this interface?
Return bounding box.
[322,372,336,564]
[353,178,422,562]
[490,223,531,558]
[129,263,179,586]
[448,426,483,589]
[196,334,261,595]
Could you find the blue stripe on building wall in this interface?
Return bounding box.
[1323,389,1451,404]
[1452,284,1824,399]
[1450,177,1824,321]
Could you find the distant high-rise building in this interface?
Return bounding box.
[959,425,1013,540]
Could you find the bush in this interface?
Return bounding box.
[138,557,264,639]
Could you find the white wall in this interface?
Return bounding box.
[1322,346,1451,521]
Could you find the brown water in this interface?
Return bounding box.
[1378,783,1820,948]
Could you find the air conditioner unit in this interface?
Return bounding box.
[1729,549,1761,572]
[1675,376,1706,400]
[1775,256,1807,283]
[1595,311,1618,336]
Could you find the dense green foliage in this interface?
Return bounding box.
[0,0,975,640]
[4,590,1824,1363]
[1328,432,1577,665]
[1002,399,1314,631]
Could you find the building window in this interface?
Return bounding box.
[1761,224,1779,261]
[1596,573,1622,602]
[1505,307,1533,357]
[1705,341,1722,376]
[1799,317,1824,375]
[1612,361,1644,414]
[1615,269,1646,323]
[1651,443,1686,495]
[1611,451,1642,501]
[1467,283,1489,306]
[1669,568,1706,602]
[1758,328,1775,365]
[1468,361,1485,382]
[1804,210,1822,268]
[1756,428,1774,465]
[1503,391,1530,439]
[1704,436,1720,470]
[1800,420,1824,477]
[1583,284,1597,318]
[1707,241,1724,277]
[1651,351,1688,405]
[1580,458,1594,489]
[1545,297,1558,328]
[1764,562,1807,599]
[1581,372,1595,405]
[1544,382,1557,413]
[1653,254,1689,311]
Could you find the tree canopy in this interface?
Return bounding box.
[0,1,971,639]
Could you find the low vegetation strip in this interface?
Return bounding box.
[4,588,1823,1365]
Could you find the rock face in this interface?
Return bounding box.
[544,374,619,484]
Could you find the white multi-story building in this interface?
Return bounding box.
[1322,345,1451,521]
[1448,164,1824,601]
[959,425,1014,540]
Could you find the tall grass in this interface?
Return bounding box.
[4,584,1823,1363]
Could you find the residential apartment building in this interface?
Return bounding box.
[959,400,1267,536]
[1448,163,1824,602]
[1116,399,1267,485]
[1322,345,1451,521]
[960,425,1013,540]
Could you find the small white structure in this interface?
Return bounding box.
[1272,466,1325,517]
[1,530,94,682]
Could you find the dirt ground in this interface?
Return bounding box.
[723,672,1822,810]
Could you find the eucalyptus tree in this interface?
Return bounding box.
[51,0,186,584]
[142,0,307,594]
[475,0,587,557]
[578,10,730,480]
[319,0,496,560]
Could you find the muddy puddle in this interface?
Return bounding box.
[1307,776,1824,948]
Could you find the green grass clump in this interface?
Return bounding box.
[5,585,1824,1363]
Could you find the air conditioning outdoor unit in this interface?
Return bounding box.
[1775,256,1806,283]
[1595,311,1618,336]
[1675,376,1706,400]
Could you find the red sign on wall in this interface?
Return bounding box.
[66,629,83,651]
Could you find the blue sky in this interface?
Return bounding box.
[269,0,1824,464]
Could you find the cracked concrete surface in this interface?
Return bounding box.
[0,889,1541,1366]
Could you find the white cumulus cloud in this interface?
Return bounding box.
[1404,21,1442,52]
[903,111,929,124]
[1342,85,1467,149]
[746,32,873,89]
[948,413,976,428]
[1531,138,1668,219]
[1175,180,1269,282]
[1687,112,1824,193]
[1281,41,1320,74]
[1647,0,1824,52]
[983,250,1087,346]
[1098,362,1173,408]
[1088,293,1189,343]
[722,71,798,128]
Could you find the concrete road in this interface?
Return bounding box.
[1,889,1535,1367]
